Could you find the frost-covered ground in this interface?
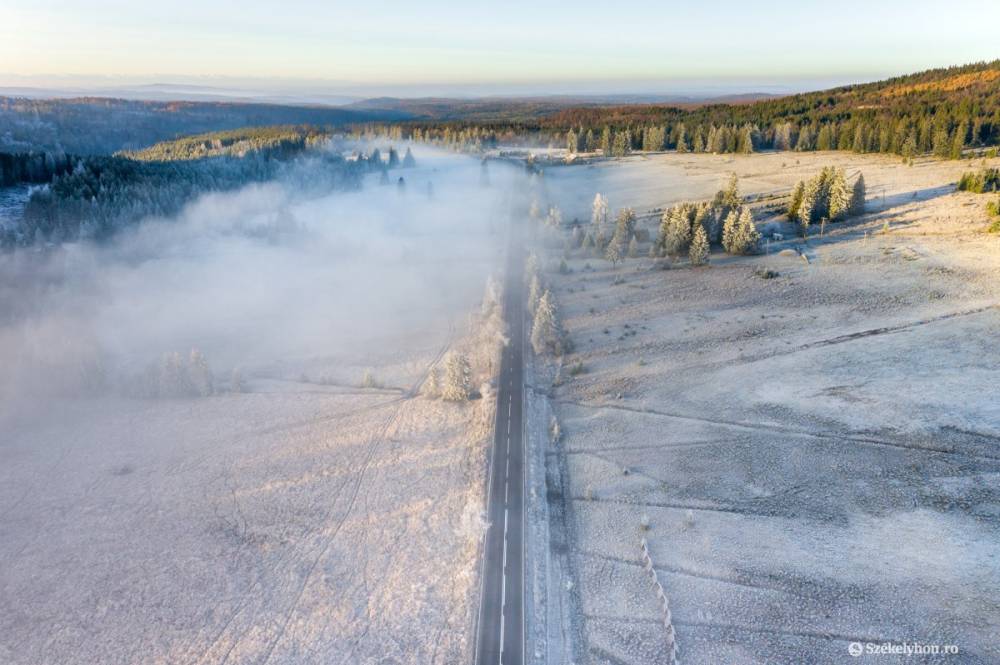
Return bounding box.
[0,148,512,664]
[532,152,1000,664]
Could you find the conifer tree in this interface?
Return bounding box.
[531,289,560,355]
[827,168,850,221]
[788,180,805,221]
[600,126,612,156]
[798,179,818,233]
[441,353,471,401]
[591,193,608,229]
[566,130,578,154]
[849,173,867,217]
[528,274,542,314]
[422,367,441,398]
[689,223,709,266]
[402,147,416,167]
[188,349,213,397]
[722,207,760,255]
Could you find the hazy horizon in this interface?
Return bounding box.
[3,0,998,103]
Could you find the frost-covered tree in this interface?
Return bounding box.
[402,147,416,167]
[441,353,471,401]
[615,207,636,238]
[827,168,850,221]
[482,275,502,318]
[388,147,400,168]
[714,174,741,218]
[531,289,561,355]
[849,173,867,217]
[546,206,563,229]
[797,179,818,233]
[659,206,692,256]
[528,274,543,313]
[422,367,441,399]
[689,223,709,265]
[611,131,631,158]
[787,180,805,221]
[605,228,624,267]
[188,349,213,397]
[591,193,608,229]
[674,123,688,152]
[628,236,639,258]
[722,207,759,255]
[600,126,612,156]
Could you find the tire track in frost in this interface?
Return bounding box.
[252,326,454,665]
[189,334,455,665]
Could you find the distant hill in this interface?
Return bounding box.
[358,61,1000,159]
[0,97,409,155]
[345,92,781,122]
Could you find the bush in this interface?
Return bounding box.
[957,168,1000,193]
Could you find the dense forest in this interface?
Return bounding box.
[354,61,1000,159]
[0,97,408,155]
[2,127,391,247]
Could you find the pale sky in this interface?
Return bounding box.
[1,0,998,96]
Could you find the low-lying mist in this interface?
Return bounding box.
[0,146,515,425]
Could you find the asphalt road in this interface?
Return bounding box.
[474,202,526,665]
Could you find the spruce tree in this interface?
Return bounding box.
[788,180,805,221]
[531,290,560,355]
[402,147,416,167]
[798,179,818,233]
[849,173,866,217]
[441,353,471,401]
[827,168,850,221]
[528,274,542,314]
[723,207,760,255]
[689,224,709,266]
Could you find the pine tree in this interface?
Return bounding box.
[605,220,625,267]
[689,223,709,266]
[402,147,416,167]
[675,123,688,152]
[600,126,612,156]
[849,173,866,217]
[950,122,967,159]
[722,207,760,255]
[422,367,441,398]
[188,349,213,397]
[662,206,692,256]
[798,179,818,233]
[591,193,608,229]
[627,236,639,258]
[827,168,850,221]
[388,147,400,168]
[440,353,471,401]
[788,180,805,221]
[566,130,578,154]
[528,274,542,313]
[531,289,560,355]
[738,124,754,154]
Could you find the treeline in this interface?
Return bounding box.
[120,125,333,161]
[0,97,407,155]
[2,133,414,247]
[354,61,1000,159]
[0,151,76,186]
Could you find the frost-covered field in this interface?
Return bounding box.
[533,153,1000,664]
[0,149,512,664]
